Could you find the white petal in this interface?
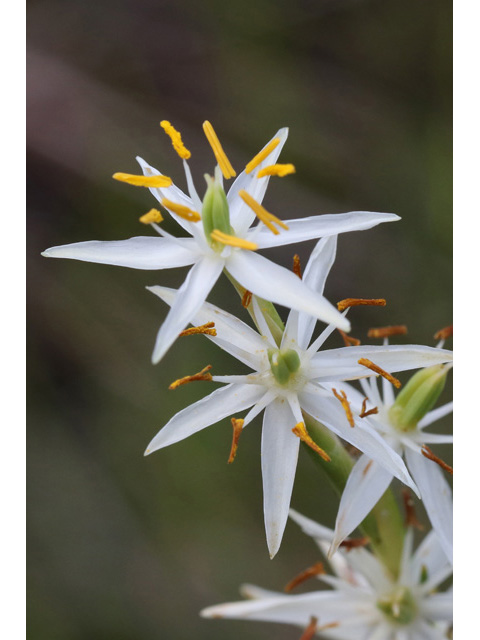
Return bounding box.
[227,127,289,234]
[411,433,453,445]
[310,345,453,381]
[42,236,199,269]
[330,456,393,556]
[289,508,335,543]
[151,257,223,363]
[417,402,453,429]
[250,211,400,249]
[226,250,350,331]
[412,530,450,582]
[405,448,453,564]
[262,398,300,558]
[145,383,265,453]
[420,593,453,621]
[148,285,269,369]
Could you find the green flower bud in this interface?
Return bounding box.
[389,364,450,432]
[377,586,418,625]
[202,167,231,249]
[268,348,301,386]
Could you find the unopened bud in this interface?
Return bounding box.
[202,166,231,248]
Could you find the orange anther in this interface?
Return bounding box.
[339,536,370,551]
[284,563,325,593]
[179,322,217,337]
[337,298,386,312]
[293,254,302,279]
[421,445,453,475]
[434,324,453,341]
[367,325,408,339]
[241,290,252,308]
[357,358,402,389]
[332,389,355,427]
[169,365,212,390]
[298,616,318,640]
[359,397,379,418]
[228,418,244,464]
[338,329,361,347]
[292,422,331,461]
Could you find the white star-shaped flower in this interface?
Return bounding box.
[42,120,400,363]
[201,510,452,640]
[147,236,452,557]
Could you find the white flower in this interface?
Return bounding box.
[201,510,453,640]
[328,355,453,564]
[146,236,453,557]
[42,120,401,363]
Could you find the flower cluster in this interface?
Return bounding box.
[42,120,452,638]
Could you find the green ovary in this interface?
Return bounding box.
[377,586,418,626]
[268,348,301,386]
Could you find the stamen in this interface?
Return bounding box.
[210,229,258,250]
[337,298,386,312]
[339,536,369,550]
[113,172,173,187]
[357,358,402,389]
[434,324,453,341]
[298,616,318,640]
[359,397,379,418]
[245,137,280,174]
[421,445,453,475]
[292,422,331,461]
[179,322,217,337]
[241,290,252,307]
[139,208,164,225]
[256,163,296,178]
[338,329,361,347]
[292,254,302,278]
[284,563,325,592]
[161,197,201,222]
[238,190,289,235]
[160,120,191,159]
[402,489,424,530]
[332,389,355,427]
[202,120,236,179]
[318,622,340,631]
[368,325,408,339]
[168,365,212,390]
[228,418,244,464]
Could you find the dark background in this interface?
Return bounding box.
[27,1,452,638]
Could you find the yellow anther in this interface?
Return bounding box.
[332,389,355,427]
[228,418,244,464]
[168,365,212,390]
[292,254,302,279]
[113,172,173,188]
[210,229,258,250]
[202,120,236,179]
[245,137,280,174]
[161,197,201,222]
[238,190,289,235]
[139,208,164,225]
[179,322,217,337]
[160,120,191,159]
[292,422,331,462]
[257,163,296,178]
[241,290,252,308]
[337,297,386,312]
[357,358,402,389]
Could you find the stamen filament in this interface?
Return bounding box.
[241,290,252,307]
[179,322,217,337]
[245,138,280,174]
[169,365,212,390]
[228,418,244,464]
[293,254,302,278]
[359,397,379,418]
[339,536,369,550]
[210,229,258,250]
[298,616,318,640]
[338,329,361,347]
[161,197,201,222]
[292,422,331,461]
[160,120,191,159]
[368,325,408,339]
[434,324,453,341]
[257,163,295,178]
[357,358,402,389]
[238,190,289,235]
[332,389,355,427]
[113,172,173,187]
[284,563,325,592]
[337,298,386,312]
[202,121,236,179]
[402,489,424,530]
[139,209,164,225]
[421,445,453,475]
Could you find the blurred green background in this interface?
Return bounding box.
[27,0,452,638]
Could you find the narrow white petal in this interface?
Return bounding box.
[262,398,300,558]
[42,236,199,269]
[417,402,453,429]
[414,619,452,639]
[151,257,223,363]
[411,433,453,445]
[251,211,400,249]
[330,456,393,556]
[405,448,453,564]
[289,508,335,543]
[420,593,453,621]
[242,390,276,427]
[145,383,265,454]
[227,250,350,331]
[412,530,450,582]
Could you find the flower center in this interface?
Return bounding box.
[268,348,301,386]
[377,586,418,626]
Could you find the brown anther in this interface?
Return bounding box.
[357,358,402,389]
[298,616,318,640]
[367,325,408,339]
[318,622,340,631]
[228,418,244,464]
[339,536,370,551]
[338,329,361,347]
[337,298,386,312]
[332,389,355,427]
[241,290,252,308]
[434,324,453,341]
[284,563,325,593]
[292,422,331,461]
[359,397,379,418]
[168,365,212,390]
[179,322,217,337]
[421,445,453,475]
[402,489,424,531]
[293,254,302,279]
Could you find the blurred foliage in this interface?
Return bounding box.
[27,0,451,638]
